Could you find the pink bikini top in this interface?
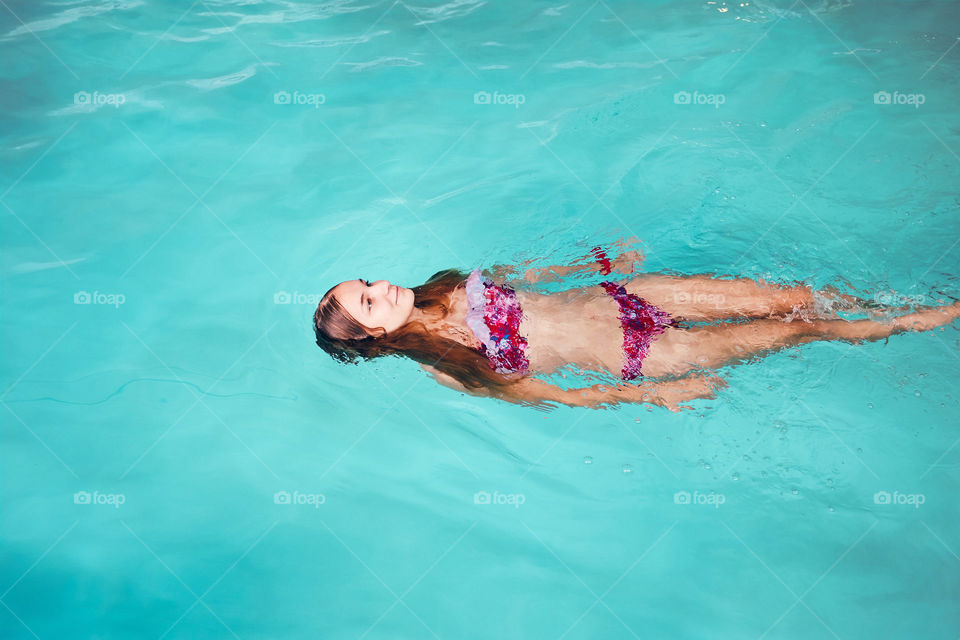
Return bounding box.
[463,269,530,375]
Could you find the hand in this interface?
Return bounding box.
[616,374,726,411]
[609,249,645,275]
[658,374,726,411]
[598,237,645,275]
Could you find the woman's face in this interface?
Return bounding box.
[331,279,415,335]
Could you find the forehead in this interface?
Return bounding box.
[331,279,361,313]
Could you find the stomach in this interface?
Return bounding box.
[517,286,628,378]
[517,282,696,380]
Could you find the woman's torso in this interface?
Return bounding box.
[442,276,631,378]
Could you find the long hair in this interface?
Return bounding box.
[313,269,520,391]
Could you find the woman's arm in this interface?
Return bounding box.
[500,374,724,411]
[490,247,645,284]
[423,364,724,411]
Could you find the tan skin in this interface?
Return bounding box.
[330,252,960,411]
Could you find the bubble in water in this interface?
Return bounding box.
[791,488,799,495]
[634,417,640,423]
[622,464,633,474]
[828,506,835,513]
[856,448,863,454]
[731,472,740,481]
[867,403,874,409]
[914,390,921,397]
[583,456,593,465]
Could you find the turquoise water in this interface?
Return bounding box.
[2,0,959,637]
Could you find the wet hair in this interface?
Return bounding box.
[313,269,519,391]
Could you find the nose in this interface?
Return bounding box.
[372,280,391,299]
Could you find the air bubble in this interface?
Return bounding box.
[731,472,740,481]
[622,464,633,474]
[583,456,593,465]
[791,488,799,495]
[867,403,874,409]
[914,390,921,397]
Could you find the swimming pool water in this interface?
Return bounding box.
[2,0,959,637]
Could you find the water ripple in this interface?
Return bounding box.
[271,29,391,48]
[1,0,143,40]
[343,56,422,72]
[406,0,485,25]
[7,377,295,406]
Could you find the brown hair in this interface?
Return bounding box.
[313,269,520,391]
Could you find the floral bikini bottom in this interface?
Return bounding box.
[598,280,680,380]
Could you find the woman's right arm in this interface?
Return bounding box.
[496,373,726,411]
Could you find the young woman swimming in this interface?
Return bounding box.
[312,249,959,410]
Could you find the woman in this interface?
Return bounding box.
[312,248,959,410]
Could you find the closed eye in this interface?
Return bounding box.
[357,279,373,313]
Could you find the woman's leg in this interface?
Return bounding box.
[626,274,892,321]
[640,302,960,377]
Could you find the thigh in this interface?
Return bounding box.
[625,274,808,320]
[641,319,817,377]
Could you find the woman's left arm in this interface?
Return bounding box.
[490,247,645,284]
